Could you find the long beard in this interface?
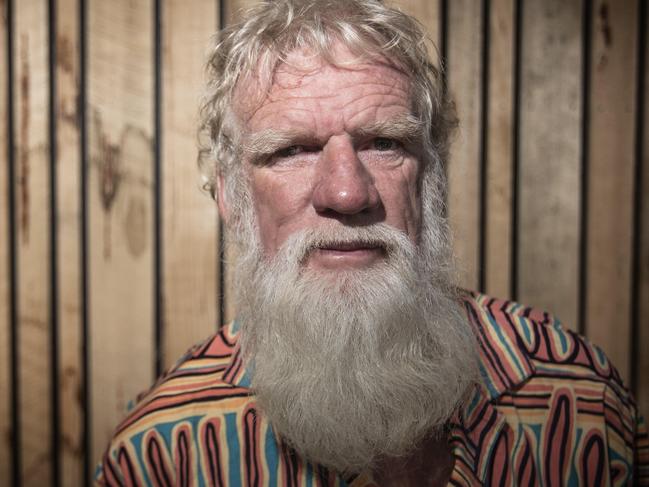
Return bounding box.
[230,174,479,474]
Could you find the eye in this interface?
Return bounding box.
[372,137,400,151]
[266,144,320,168]
[276,145,304,158]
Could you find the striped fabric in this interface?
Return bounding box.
[95,293,649,486]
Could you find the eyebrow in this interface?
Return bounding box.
[356,114,424,142]
[242,113,424,162]
[242,129,304,161]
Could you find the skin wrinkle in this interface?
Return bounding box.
[248,97,409,140]
[236,50,423,266]
[237,57,411,129]
[197,2,458,207]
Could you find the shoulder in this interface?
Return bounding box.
[463,292,648,484]
[95,322,256,485]
[463,291,640,435]
[463,291,627,389]
[115,322,250,436]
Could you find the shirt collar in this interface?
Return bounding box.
[463,292,536,400]
[221,319,252,388]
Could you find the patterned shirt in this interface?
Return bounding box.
[95,293,649,486]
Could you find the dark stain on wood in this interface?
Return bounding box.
[57,96,79,128]
[23,314,46,329]
[61,432,82,457]
[598,2,612,48]
[60,365,77,388]
[56,34,74,74]
[56,83,80,132]
[103,147,121,260]
[56,46,80,131]
[100,133,121,260]
[2,426,11,450]
[59,367,83,456]
[19,35,30,244]
[124,196,147,257]
[99,133,121,214]
[91,110,153,259]
[92,110,122,259]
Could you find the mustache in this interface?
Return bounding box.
[276,223,413,264]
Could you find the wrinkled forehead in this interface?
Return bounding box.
[230,44,413,127]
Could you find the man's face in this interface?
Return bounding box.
[234,48,423,271]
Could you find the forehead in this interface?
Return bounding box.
[232,47,414,134]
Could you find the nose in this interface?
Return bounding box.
[312,136,381,216]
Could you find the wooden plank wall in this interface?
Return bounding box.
[87,0,155,468]
[14,3,52,486]
[55,0,83,483]
[518,0,583,331]
[0,0,647,485]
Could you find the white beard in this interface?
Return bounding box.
[230,174,479,474]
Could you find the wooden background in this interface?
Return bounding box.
[0,0,647,485]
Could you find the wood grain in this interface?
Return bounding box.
[637,0,649,433]
[55,0,84,484]
[446,0,483,290]
[0,0,11,483]
[161,0,220,368]
[14,0,52,483]
[585,0,637,383]
[518,0,582,329]
[484,0,514,299]
[87,0,155,469]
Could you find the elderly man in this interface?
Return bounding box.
[96,0,648,485]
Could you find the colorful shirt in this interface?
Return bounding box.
[95,293,649,486]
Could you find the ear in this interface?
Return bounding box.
[216,173,230,224]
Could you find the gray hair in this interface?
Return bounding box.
[198,0,457,201]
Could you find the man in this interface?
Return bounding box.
[96,0,649,485]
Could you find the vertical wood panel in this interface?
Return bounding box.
[55,0,83,484]
[518,0,582,329]
[0,0,11,483]
[88,0,155,467]
[585,0,637,382]
[161,0,219,368]
[637,0,649,428]
[14,0,52,483]
[484,0,514,298]
[446,0,483,290]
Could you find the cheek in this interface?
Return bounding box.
[376,162,422,235]
[249,169,314,248]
